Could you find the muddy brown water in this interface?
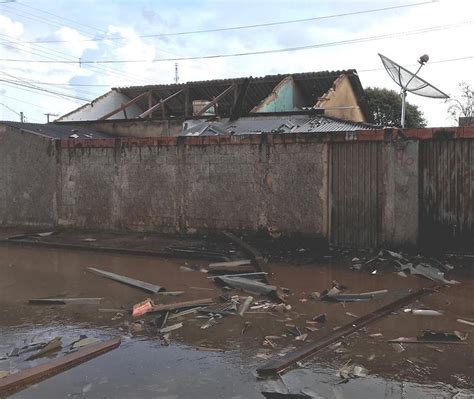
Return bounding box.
[0,245,473,398]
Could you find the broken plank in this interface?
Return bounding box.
[168,307,203,319]
[209,260,251,268]
[387,338,467,344]
[0,338,121,396]
[257,287,438,376]
[215,276,276,296]
[87,267,164,294]
[29,298,102,305]
[208,260,254,273]
[222,232,269,279]
[151,298,214,313]
[207,272,267,280]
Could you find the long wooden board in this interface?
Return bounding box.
[87,267,164,294]
[151,298,214,312]
[29,298,103,305]
[0,337,121,396]
[257,287,437,376]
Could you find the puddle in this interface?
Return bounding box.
[0,245,472,398]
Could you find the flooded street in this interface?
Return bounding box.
[0,244,472,398]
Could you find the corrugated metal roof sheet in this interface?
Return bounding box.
[182,116,380,136]
[0,121,117,139]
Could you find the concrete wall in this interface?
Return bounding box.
[381,140,419,247]
[57,137,327,236]
[3,127,471,249]
[316,74,366,122]
[57,90,144,122]
[70,119,184,138]
[0,126,57,227]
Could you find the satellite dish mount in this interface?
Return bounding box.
[379,53,449,128]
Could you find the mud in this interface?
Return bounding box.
[0,241,473,398]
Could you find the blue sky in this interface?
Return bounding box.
[0,0,473,125]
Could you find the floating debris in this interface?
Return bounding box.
[159,323,183,334]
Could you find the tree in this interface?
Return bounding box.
[364,87,427,128]
[447,82,474,124]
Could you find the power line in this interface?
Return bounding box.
[1,81,85,104]
[1,54,471,90]
[0,78,111,87]
[1,20,471,64]
[358,55,474,73]
[1,79,93,102]
[1,2,210,71]
[6,0,436,43]
[0,92,51,110]
[0,34,152,86]
[0,101,21,116]
[11,0,106,36]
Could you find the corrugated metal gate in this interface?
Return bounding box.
[330,142,383,248]
[419,139,474,251]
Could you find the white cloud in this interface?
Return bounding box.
[54,26,97,57]
[0,14,23,38]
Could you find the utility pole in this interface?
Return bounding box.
[45,113,59,123]
[20,112,25,123]
[174,63,179,84]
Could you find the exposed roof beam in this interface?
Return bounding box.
[195,83,237,116]
[139,89,184,118]
[230,78,250,121]
[98,91,149,120]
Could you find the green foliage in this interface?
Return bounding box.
[365,87,427,128]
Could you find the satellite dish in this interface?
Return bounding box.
[378,53,449,128]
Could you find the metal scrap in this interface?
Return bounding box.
[215,275,276,296]
[26,337,62,361]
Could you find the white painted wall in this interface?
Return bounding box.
[57,90,144,121]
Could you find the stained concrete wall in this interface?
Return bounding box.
[3,127,463,249]
[57,138,327,236]
[66,119,184,138]
[0,126,57,227]
[381,140,419,247]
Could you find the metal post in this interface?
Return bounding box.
[400,90,407,128]
[20,112,24,123]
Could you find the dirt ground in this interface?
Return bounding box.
[0,229,473,398]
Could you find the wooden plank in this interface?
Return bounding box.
[208,264,254,273]
[151,298,213,313]
[256,287,437,376]
[207,272,267,279]
[195,84,236,116]
[208,259,253,273]
[139,89,184,118]
[392,338,466,345]
[98,91,148,120]
[223,232,270,283]
[147,90,153,119]
[209,260,252,267]
[0,338,121,396]
[29,298,103,305]
[87,267,164,294]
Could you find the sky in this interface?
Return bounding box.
[0,0,473,126]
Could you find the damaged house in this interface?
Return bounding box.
[56,70,378,137]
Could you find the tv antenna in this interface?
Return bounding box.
[378,53,449,128]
